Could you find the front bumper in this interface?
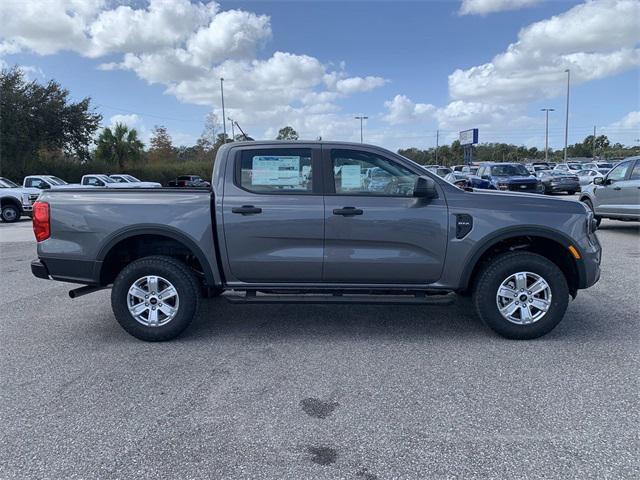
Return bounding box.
[548,183,581,192]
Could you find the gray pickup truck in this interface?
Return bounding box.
[30,141,601,341]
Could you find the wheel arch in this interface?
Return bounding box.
[1,196,22,210]
[461,227,586,297]
[96,225,220,287]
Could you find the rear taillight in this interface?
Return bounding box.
[32,201,50,242]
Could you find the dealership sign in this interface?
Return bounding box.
[459,129,479,146]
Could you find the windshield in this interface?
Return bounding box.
[597,163,613,168]
[567,164,581,170]
[99,175,116,183]
[0,177,19,187]
[490,165,530,176]
[124,175,139,182]
[47,176,67,185]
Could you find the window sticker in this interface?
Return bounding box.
[340,165,362,189]
[252,156,301,186]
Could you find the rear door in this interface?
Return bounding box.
[322,146,448,284]
[221,145,324,284]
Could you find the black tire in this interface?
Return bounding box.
[542,184,549,195]
[111,255,200,341]
[473,251,569,340]
[567,190,576,195]
[581,199,602,228]
[1,203,20,223]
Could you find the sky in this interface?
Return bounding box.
[1,0,639,151]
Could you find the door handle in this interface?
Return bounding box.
[333,207,363,216]
[232,205,262,215]
[613,186,622,191]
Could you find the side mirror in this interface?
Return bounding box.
[481,175,490,180]
[40,183,51,189]
[414,176,437,198]
[593,177,604,185]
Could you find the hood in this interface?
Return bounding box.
[468,188,588,213]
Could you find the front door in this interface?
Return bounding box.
[222,146,324,283]
[322,146,448,284]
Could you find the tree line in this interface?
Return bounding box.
[1,67,637,183]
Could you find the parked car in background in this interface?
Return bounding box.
[594,161,614,174]
[424,166,453,178]
[576,169,604,187]
[23,175,80,190]
[579,157,640,227]
[476,163,540,193]
[461,165,479,175]
[30,140,601,341]
[444,172,494,190]
[168,175,211,187]
[537,170,580,195]
[554,163,582,173]
[0,177,40,222]
[109,174,162,188]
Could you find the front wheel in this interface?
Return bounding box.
[1,204,20,223]
[473,252,569,339]
[111,256,201,341]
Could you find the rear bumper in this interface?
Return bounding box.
[31,257,102,285]
[548,183,581,192]
[31,260,50,279]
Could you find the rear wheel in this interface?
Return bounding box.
[1,203,20,223]
[567,190,576,195]
[111,256,200,341]
[473,252,569,339]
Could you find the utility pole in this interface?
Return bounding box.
[541,108,554,162]
[592,125,596,159]
[435,130,439,164]
[228,117,235,141]
[354,116,368,143]
[220,78,227,142]
[563,69,570,162]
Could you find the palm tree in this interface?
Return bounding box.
[95,123,144,170]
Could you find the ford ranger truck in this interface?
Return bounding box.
[30,141,601,341]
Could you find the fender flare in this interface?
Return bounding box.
[96,224,221,286]
[0,196,23,213]
[459,226,586,290]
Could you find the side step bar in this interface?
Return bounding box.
[224,292,456,305]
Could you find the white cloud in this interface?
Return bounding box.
[109,114,141,129]
[450,0,640,104]
[382,95,435,125]
[335,76,388,95]
[606,111,640,130]
[459,0,542,16]
[0,0,388,141]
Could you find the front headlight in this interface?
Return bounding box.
[498,183,508,190]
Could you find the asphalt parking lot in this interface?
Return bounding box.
[1,211,639,479]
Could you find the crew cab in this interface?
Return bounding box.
[0,177,40,222]
[23,175,80,190]
[30,141,601,342]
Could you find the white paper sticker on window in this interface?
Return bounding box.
[252,156,301,186]
[340,165,362,189]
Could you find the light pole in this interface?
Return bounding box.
[541,108,554,161]
[220,77,227,142]
[355,116,368,143]
[563,69,570,162]
[228,117,235,141]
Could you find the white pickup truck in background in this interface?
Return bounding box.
[82,174,161,188]
[0,176,40,222]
